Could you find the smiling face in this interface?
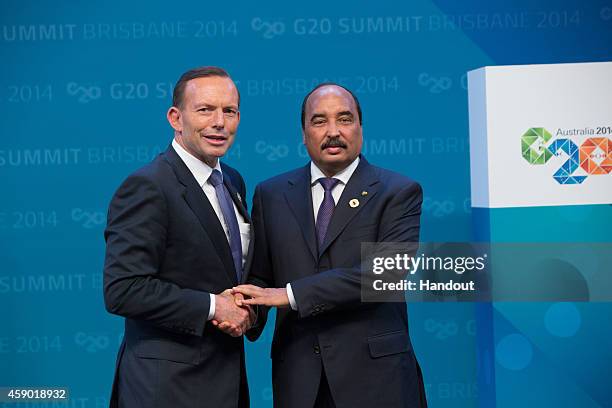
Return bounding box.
[167,76,240,167]
[303,85,363,177]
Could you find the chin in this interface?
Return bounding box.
[323,154,348,162]
[203,146,229,157]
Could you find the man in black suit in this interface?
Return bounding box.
[103,66,257,408]
[233,83,428,407]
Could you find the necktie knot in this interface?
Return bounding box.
[318,177,340,192]
[208,169,223,187]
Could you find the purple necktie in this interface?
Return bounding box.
[209,169,242,281]
[315,177,340,249]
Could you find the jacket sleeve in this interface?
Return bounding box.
[243,184,272,341]
[103,174,211,336]
[290,181,423,319]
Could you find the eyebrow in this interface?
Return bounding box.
[309,113,327,122]
[310,110,355,121]
[193,103,238,110]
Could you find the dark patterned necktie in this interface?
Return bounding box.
[315,177,340,249]
[208,169,242,281]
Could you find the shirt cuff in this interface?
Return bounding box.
[286,283,298,311]
[207,293,216,320]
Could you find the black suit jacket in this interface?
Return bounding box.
[249,157,427,408]
[103,145,255,408]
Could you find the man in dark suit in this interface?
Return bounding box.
[103,66,257,408]
[233,83,428,407]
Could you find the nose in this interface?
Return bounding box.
[212,109,225,129]
[326,121,340,137]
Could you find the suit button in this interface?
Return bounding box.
[313,345,321,354]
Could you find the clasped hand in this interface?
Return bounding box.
[212,285,291,336]
[231,285,290,308]
[211,289,255,337]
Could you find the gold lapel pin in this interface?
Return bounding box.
[349,198,360,208]
[361,191,368,196]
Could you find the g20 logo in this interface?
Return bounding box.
[521,127,611,184]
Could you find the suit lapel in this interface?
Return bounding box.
[284,165,318,261]
[163,146,237,286]
[224,178,250,223]
[319,158,380,257]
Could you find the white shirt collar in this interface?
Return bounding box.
[310,156,360,186]
[172,139,222,187]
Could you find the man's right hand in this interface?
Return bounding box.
[211,289,251,337]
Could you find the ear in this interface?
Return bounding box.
[167,106,182,132]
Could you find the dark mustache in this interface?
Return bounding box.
[321,138,347,150]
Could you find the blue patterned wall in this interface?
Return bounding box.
[2,1,611,406]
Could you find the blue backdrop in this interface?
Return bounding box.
[2,1,611,407]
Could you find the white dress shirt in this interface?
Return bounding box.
[286,157,360,310]
[172,139,251,320]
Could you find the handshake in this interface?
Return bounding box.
[211,285,291,337]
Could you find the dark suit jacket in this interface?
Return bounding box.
[249,156,427,408]
[103,145,255,408]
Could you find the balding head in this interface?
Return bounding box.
[301,83,363,177]
[301,83,362,130]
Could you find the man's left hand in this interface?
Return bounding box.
[211,291,255,336]
[232,285,290,308]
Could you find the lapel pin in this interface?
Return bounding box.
[349,198,360,208]
[361,191,368,196]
